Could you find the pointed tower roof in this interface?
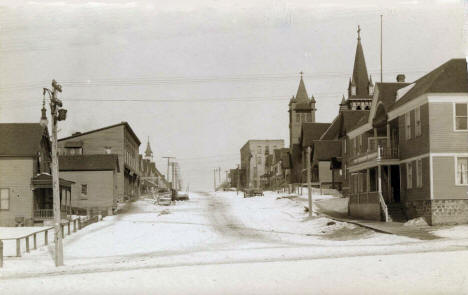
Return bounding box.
[144,137,153,159]
[295,72,309,101]
[351,25,370,98]
[340,95,346,105]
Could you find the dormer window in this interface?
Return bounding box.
[351,86,356,96]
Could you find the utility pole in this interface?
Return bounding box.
[380,14,383,83]
[43,80,67,267]
[237,164,240,196]
[162,156,175,188]
[306,146,312,217]
[214,168,217,192]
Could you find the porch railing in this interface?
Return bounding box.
[348,191,389,222]
[350,137,399,165]
[33,209,67,220]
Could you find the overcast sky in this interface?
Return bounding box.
[0,0,466,190]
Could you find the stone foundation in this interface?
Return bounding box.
[405,199,468,225]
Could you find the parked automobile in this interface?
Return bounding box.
[243,188,264,198]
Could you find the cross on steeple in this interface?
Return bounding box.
[357,25,361,41]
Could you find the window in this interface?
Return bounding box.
[0,188,9,210]
[265,146,270,155]
[257,146,262,154]
[351,86,356,96]
[405,112,411,140]
[456,157,468,185]
[415,107,421,137]
[416,159,422,188]
[455,103,468,130]
[257,157,262,165]
[105,146,112,154]
[406,162,413,189]
[306,113,312,122]
[296,114,300,123]
[343,140,347,154]
[81,184,88,195]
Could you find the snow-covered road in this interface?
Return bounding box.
[1,191,468,294]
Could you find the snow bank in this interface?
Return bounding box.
[404,217,429,227]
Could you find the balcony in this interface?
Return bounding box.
[349,137,399,167]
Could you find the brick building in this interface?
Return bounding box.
[240,140,284,188]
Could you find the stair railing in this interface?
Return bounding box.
[377,191,389,222]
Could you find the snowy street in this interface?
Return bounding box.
[2,191,468,294]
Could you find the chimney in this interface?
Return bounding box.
[396,74,405,82]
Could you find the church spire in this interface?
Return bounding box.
[39,93,48,128]
[295,71,309,101]
[349,25,370,98]
[144,137,153,160]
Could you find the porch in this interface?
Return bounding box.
[348,164,404,222]
[31,174,74,222]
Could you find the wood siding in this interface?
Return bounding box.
[0,158,34,226]
[429,102,468,153]
[398,103,430,160]
[60,170,115,210]
[399,156,431,202]
[59,125,126,201]
[433,156,468,199]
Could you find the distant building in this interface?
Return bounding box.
[240,140,284,188]
[0,123,73,226]
[58,122,141,202]
[59,154,120,216]
[288,74,317,148]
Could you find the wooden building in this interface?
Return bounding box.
[58,122,141,203]
[347,58,468,225]
[0,124,73,226]
[59,154,120,215]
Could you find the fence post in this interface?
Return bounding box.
[67,221,71,235]
[26,236,30,253]
[78,218,82,230]
[73,219,77,232]
[45,230,48,246]
[0,240,3,268]
[33,233,37,250]
[16,239,21,257]
[61,224,64,237]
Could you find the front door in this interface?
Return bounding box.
[390,165,401,203]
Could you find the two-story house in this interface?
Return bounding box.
[0,123,73,226]
[347,58,468,225]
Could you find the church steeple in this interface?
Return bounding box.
[349,25,370,98]
[295,72,309,101]
[144,137,153,160]
[39,93,48,128]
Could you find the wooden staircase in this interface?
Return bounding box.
[387,203,407,222]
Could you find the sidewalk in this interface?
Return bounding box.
[312,199,439,240]
[324,215,439,240]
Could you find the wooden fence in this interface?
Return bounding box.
[0,215,100,267]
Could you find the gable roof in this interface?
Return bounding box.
[59,154,120,172]
[312,140,342,164]
[301,123,332,147]
[59,122,141,145]
[0,123,48,157]
[390,58,468,111]
[320,111,369,140]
